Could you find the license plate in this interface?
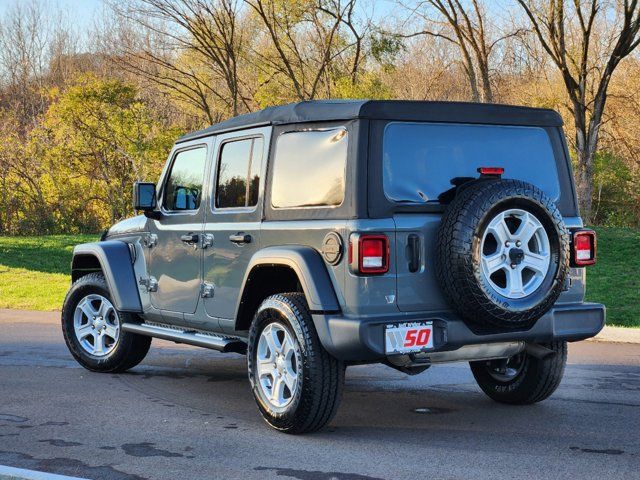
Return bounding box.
[385,322,433,354]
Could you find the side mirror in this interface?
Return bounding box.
[133,182,157,212]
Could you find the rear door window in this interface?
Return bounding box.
[383,123,560,203]
[216,137,263,209]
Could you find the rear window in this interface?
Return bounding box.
[383,123,560,203]
[271,128,347,208]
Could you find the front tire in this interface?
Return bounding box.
[470,341,567,404]
[62,272,151,373]
[247,293,344,434]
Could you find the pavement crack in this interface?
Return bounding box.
[0,414,28,423]
[255,467,387,480]
[570,446,626,455]
[38,439,82,447]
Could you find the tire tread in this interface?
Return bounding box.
[471,341,567,404]
[61,272,151,373]
[247,292,344,434]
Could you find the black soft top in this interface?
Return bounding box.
[177,100,563,143]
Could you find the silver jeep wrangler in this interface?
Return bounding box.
[62,100,604,433]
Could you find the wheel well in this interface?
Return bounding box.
[235,265,303,332]
[71,254,103,282]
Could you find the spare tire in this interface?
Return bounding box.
[435,179,569,331]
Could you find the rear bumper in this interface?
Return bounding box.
[312,302,605,362]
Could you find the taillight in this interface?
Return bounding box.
[350,234,389,274]
[571,229,597,266]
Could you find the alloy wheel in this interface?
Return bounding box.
[480,208,551,299]
[256,322,300,409]
[73,294,120,357]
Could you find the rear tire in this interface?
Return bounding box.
[62,272,151,373]
[470,341,567,404]
[247,293,344,434]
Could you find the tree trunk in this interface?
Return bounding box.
[571,97,594,223]
[478,60,493,103]
[575,145,594,223]
[459,45,480,102]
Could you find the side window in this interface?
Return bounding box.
[271,128,347,208]
[163,147,207,211]
[216,137,263,209]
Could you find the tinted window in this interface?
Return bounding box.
[383,123,560,203]
[216,137,263,209]
[164,147,207,211]
[271,129,347,208]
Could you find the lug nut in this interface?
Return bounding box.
[516,241,522,247]
[511,263,516,269]
[505,241,510,247]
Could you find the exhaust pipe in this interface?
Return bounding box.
[387,341,526,370]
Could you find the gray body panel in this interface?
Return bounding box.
[70,100,604,363]
[202,127,272,322]
[105,215,147,237]
[393,215,587,312]
[145,137,213,316]
[313,302,605,361]
[147,216,204,314]
[239,245,340,313]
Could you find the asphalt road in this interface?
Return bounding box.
[1,309,639,480]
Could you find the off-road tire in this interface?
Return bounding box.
[470,341,567,404]
[62,272,151,373]
[436,179,570,331]
[247,293,345,434]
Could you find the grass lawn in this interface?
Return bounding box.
[584,227,639,328]
[0,229,637,327]
[0,235,96,311]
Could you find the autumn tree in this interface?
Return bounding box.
[398,0,520,103]
[42,76,179,226]
[246,0,378,102]
[0,0,78,130]
[516,0,640,220]
[106,0,249,124]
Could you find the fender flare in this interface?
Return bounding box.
[71,241,143,313]
[236,245,340,319]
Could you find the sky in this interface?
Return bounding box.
[0,0,400,31]
[0,0,104,31]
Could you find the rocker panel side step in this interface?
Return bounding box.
[122,322,247,354]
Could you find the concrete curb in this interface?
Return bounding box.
[0,465,89,480]
[590,325,640,344]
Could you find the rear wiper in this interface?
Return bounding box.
[417,190,429,202]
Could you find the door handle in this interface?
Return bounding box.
[407,234,421,273]
[181,233,200,244]
[229,233,251,244]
